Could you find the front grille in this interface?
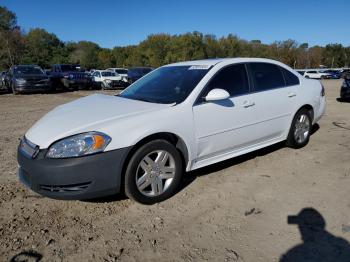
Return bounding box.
[111,80,120,86]
[40,182,91,193]
[72,73,86,80]
[24,77,48,84]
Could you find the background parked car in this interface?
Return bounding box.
[340,76,350,100]
[320,70,341,79]
[127,67,153,85]
[50,64,91,91]
[6,65,51,94]
[92,70,126,89]
[340,69,350,79]
[44,69,52,76]
[107,68,128,79]
[304,70,332,79]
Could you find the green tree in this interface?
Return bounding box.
[69,41,100,69]
[22,28,64,68]
[97,49,114,68]
[0,6,24,69]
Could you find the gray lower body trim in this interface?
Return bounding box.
[17,146,131,200]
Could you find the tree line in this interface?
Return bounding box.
[1,6,349,71]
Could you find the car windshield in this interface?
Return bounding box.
[14,66,44,75]
[119,65,211,104]
[102,71,116,77]
[61,65,80,72]
[116,69,128,74]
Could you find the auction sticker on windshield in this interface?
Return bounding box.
[188,65,211,70]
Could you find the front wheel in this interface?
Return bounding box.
[286,109,312,149]
[124,140,183,204]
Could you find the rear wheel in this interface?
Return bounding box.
[124,140,183,204]
[286,109,312,148]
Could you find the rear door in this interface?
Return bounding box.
[246,62,298,142]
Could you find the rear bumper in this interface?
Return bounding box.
[314,96,326,124]
[17,143,131,200]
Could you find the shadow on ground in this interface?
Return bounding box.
[10,250,42,262]
[280,208,350,262]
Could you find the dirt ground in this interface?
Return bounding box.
[0,80,349,261]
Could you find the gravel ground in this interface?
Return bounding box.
[0,80,349,261]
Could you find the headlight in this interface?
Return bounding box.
[16,78,26,84]
[104,79,112,83]
[46,132,111,158]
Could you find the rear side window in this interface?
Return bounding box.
[280,67,300,86]
[206,64,249,97]
[249,63,285,91]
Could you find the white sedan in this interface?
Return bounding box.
[92,70,125,89]
[17,58,326,204]
[304,70,331,79]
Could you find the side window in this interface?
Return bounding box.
[249,62,285,91]
[280,67,300,86]
[206,64,249,97]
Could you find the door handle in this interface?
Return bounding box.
[288,92,296,98]
[243,101,255,108]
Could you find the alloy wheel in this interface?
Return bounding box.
[135,150,176,197]
[294,114,310,144]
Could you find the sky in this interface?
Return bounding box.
[2,0,350,48]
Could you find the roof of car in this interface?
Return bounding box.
[165,57,286,67]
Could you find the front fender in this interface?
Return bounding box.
[100,106,195,171]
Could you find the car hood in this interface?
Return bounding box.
[16,74,48,80]
[25,94,172,148]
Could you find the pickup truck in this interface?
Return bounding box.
[50,64,91,90]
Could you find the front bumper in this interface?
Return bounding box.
[104,80,127,89]
[17,140,131,200]
[15,83,51,92]
[62,79,90,88]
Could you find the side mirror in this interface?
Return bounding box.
[205,88,230,102]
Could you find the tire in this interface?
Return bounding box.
[305,75,310,79]
[286,108,312,149]
[124,139,183,204]
[101,82,107,90]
